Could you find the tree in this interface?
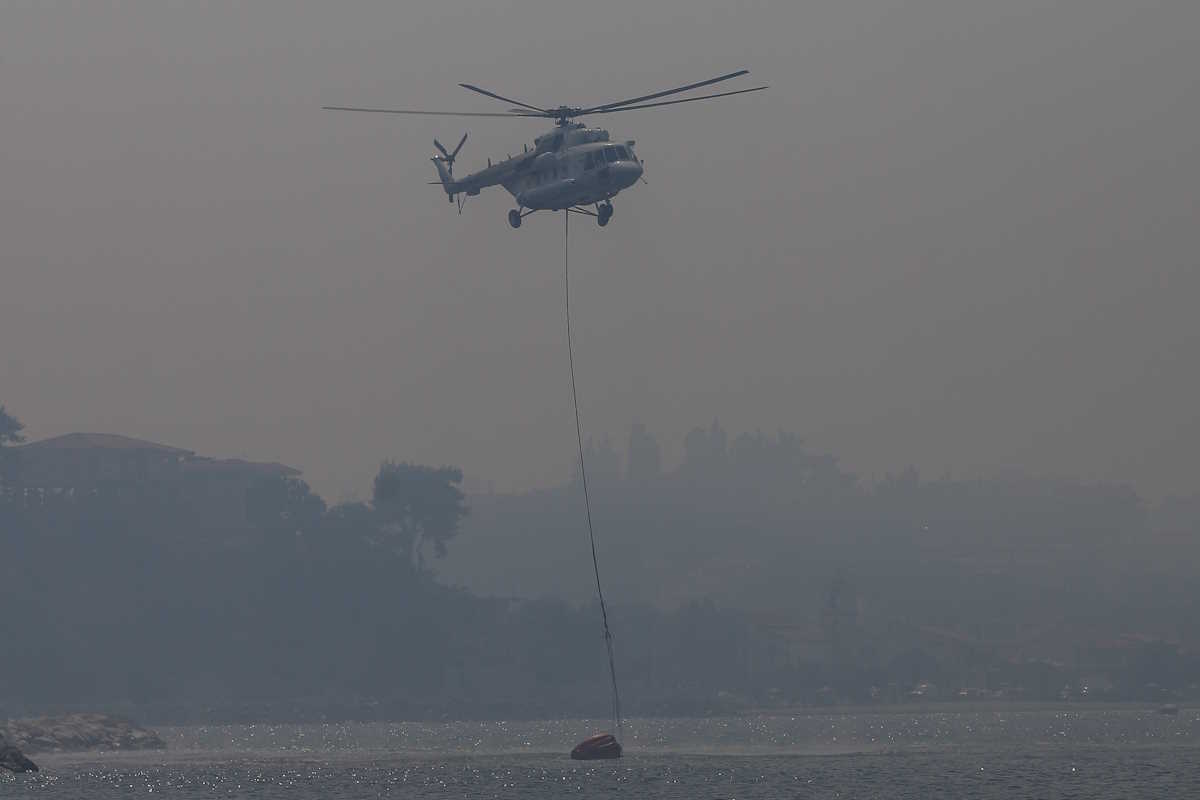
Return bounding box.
[577,435,621,486]
[626,422,661,484]
[372,461,468,569]
[0,405,25,447]
[821,570,859,668]
[682,419,728,478]
[245,476,327,535]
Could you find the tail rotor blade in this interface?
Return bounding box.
[451,131,469,159]
[434,139,451,160]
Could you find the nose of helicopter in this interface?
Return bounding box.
[612,159,643,189]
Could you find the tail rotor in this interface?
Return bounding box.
[434,131,469,170]
[432,132,468,209]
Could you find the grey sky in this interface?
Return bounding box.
[3,1,1198,500]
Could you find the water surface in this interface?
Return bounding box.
[6,709,1200,798]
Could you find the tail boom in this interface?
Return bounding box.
[433,157,458,201]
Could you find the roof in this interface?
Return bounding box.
[182,457,302,478]
[13,433,301,477]
[17,433,194,456]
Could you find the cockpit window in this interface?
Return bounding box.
[615,146,630,160]
[603,146,618,162]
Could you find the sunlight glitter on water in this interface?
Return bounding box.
[5,711,1200,799]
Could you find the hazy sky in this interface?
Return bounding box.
[3,1,1197,500]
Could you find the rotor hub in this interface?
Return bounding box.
[551,106,585,125]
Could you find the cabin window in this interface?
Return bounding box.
[584,152,595,170]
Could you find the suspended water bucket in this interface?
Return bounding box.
[570,733,622,760]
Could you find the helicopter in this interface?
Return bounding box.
[323,69,766,228]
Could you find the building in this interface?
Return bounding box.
[1,432,194,489]
[0,432,303,532]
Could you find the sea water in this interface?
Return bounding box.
[5,709,1200,798]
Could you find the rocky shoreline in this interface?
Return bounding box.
[0,732,37,773]
[2,713,165,756]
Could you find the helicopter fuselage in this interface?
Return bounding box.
[438,123,643,213]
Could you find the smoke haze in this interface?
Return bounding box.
[3,1,1198,500]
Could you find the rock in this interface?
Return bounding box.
[2,713,166,754]
[0,732,38,773]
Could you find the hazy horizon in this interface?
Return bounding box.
[4,1,1198,502]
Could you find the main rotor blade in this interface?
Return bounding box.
[323,106,541,117]
[585,85,768,114]
[580,69,750,114]
[457,84,548,114]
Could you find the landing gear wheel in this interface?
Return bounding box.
[508,209,522,229]
[597,203,613,227]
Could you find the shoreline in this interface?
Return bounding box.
[6,699,1185,729]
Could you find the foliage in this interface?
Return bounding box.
[1,419,1198,719]
[0,405,25,446]
[372,461,467,567]
[626,422,661,483]
[245,476,327,534]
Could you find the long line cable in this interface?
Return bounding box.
[564,209,622,740]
